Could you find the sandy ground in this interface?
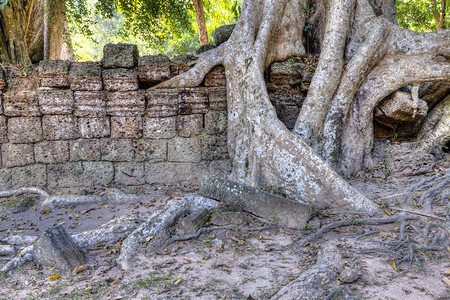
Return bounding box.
[0,155,449,299]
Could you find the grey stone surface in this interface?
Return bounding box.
[1,144,35,168]
[134,139,167,162]
[8,117,43,143]
[100,139,135,162]
[39,89,74,115]
[176,114,203,137]
[209,211,246,226]
[33,226,86,274]
[145,162,207,185]
[3,91,40,116]
[0,116,8,143]
[115,162,146,186]
[47,162,114,188]
[35,141,70,164]
[111,117,143,139]
[0,168,12,188]
[214,24,235,46]
[143,116,176,139]
[69,62,103,91]
[43,115,80,140]
[69,139,102,161]
[103,43,139,69]
[11,165,47,188]
[200,175,312,229]
[103,69,139,92]
[176,208,210,236]
[204,111,227,135]
[74,91,107,117]
[168,136,202,163]
[201,134,228,161]
[78,117,110,139]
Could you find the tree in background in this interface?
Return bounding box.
[0,0,72,64]
[397,0,449,31]
[68,0,241,60]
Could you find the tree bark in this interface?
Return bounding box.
[192,0,209,46]
[0,0,72,64]
[155,0,450,210]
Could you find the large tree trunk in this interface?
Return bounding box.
[431,0,447,30]
[155,0,450,210]
[0,0,72,64]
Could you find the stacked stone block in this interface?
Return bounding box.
[0,44,309,190]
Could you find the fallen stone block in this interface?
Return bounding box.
[176,208,210,236]
[200,175,312,229]
[2,196,35,213]
[210,211,246,226]
[33,226,86,274]
[214,24,235,46]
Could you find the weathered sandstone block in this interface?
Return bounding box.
[11,165,47,188]
[69,62,103,91]
[43,115,80,140]
[69,139,102,161]
[176,114,203,137]
[78,117,110,139]
[35,141,70,164]
[168,136,202,163]
[204,65,226,87]
[3,91,40,116]
[179,88,208,114]
[111,117,142,139]
[103,68,139,92]
[103,43,139,69]
[8,117,42,143]
[1,144,35,168]
[143,116,176,139]
[115,162,146,186]
[138,55,171,83]
[39,89,74,115]
[204,111,227,135]
[39,60,71,88]
[106,91,145,116]
[146,89,178,117]
[208,87,227,111]
[74,91,107,117]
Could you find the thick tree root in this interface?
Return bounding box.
[296,213,417,247]
[0,187,149,208]
[117,196,219,270]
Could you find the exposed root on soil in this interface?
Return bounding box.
[162,225,278,249]
[296,212,417,247]
[117,196,219,270]
[0,187,150,208]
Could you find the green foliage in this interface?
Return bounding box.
[68,0,242,61]
[397,0,450,31]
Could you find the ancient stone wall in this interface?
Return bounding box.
[0,44,310,190]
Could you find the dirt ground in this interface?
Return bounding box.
[0,152,449,299]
